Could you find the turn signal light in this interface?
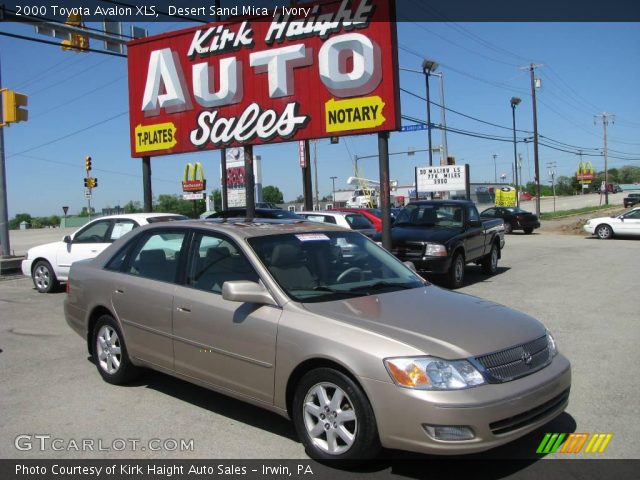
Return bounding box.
[386,360,430,388]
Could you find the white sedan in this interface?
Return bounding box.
[22,213,187,292]
[583,207,640,239]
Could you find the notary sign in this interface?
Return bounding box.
[127,0,399,157]
[416,165,467,193]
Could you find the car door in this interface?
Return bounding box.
[109,229,187,370]
[464,206,486,260]
[172,231,280,404]
[617,209,640,235]
[56,219,115,278]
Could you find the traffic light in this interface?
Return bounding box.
[330,136,339,144]
[1,89,28,125]
[93,177,98,188]
[85,156,92,172]
[84,178,88,188]
[61,13,89,52]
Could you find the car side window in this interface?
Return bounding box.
[126,231,186,283]
[73,220,111,243]
[187,233,259,294]
[467,207,480,223]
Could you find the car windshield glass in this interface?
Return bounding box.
[248,232,425,303]
[394,204,464,228]
[345,214,374,230]
[268,210,302,219]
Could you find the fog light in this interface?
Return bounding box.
[423,425,475,441]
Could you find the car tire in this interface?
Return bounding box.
[523,228,534,234]
[504,222,513,234]
[595,224,614,240]
[32,260,59,293]
[446,252,465,289]
[92,315,139,385]
[292,368,381,461]
[481,243,499,275]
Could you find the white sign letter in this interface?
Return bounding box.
[250,44,312,98]
[141,48,190,115]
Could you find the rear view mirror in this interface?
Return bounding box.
[63,235,72,244]
[222,281,277,306]
[403,261,417,272]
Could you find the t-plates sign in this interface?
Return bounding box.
[127,0,400,157]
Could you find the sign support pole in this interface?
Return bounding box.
[302,141,313,211]
[378,132,391,250]
[142,156,152,212]
[220,149,228,211]
[0,55,11,257]
[465,164,471,201]
[244,146,255,218]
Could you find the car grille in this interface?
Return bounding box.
[392,242,424,258]
[474,335,551,383]
[489,388,570,435]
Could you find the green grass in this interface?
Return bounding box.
[540,205,622,220]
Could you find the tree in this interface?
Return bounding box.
[9,213,32,230]
[210,189,222,211]
[262,185,284,204]
[293,195,304,203]
[123,200,142,213]
[155,194,205,218]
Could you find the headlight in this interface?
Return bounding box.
[384,356,486,390]
[424,243,447,257]
[546,330,558,357]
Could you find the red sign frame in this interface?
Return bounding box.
[127,0,399,157]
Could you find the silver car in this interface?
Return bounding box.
[65,219,571,460]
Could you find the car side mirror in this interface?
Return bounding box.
[403,261,417,272]
[63,235,72,244]
[222,281,277,306]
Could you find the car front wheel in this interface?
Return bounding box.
[292,368,380,461]
[596,224,613,240]
[446,252,465,289]
[92,315,139,385]
[32,260,59,293]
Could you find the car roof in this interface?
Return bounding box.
[407,200,474,206]
[138,218,349,239]
[91,212,184,220]
[298,211,355,217]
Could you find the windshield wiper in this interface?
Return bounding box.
[348,281,418,293]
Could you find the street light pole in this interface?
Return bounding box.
[492,154,498,184]
[330,176,337,203]
[422,59,438,200]
[510,97,521,207]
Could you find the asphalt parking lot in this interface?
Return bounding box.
[1,232,638,465]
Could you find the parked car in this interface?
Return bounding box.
[583,207,640,239]
[379,200,505,288]
[65,218,570,460]
[333,207,383,232]
[207,208,302,219]
[623,193,640,208]
[21,213,187,293]
[480,206,540,234]
[297,211,376,237]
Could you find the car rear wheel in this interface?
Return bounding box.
[32,260,59,293]
[481,243,499,275]
[92,315,139,385]
[292,368,380,461]
[596,224,613,240]
[446,252,465,289]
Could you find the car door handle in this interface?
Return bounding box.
[176,306,191,313]
[114,289,124,294]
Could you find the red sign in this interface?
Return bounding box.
[576,173,595,181]
[127,0,399,157]
[298,140,307,168]
[182,180,206,192]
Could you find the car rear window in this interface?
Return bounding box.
[345,214,373,230]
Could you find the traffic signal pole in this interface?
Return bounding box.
[0,56,12,257]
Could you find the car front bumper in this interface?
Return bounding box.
[21,258,33,277]
[583,224,596,235]
[361,353,571,455]
[395,255,452,275]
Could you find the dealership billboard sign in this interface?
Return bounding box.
[127,0,400,157]
[416,165,468,193]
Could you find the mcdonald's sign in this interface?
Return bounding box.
[182,162,206,192]
[576,160,595,184]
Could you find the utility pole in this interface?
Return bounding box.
[330,176,337,203]
[522,63,544,216]
[518,153,523,193]
[595,113,614,206]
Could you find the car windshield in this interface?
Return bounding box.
[394,204,464,228]
[248,231,425,303]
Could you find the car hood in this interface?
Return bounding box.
[26,241,63,256]
[302,286,546,359]
[588,215,620,224]
[388,226,461,244]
